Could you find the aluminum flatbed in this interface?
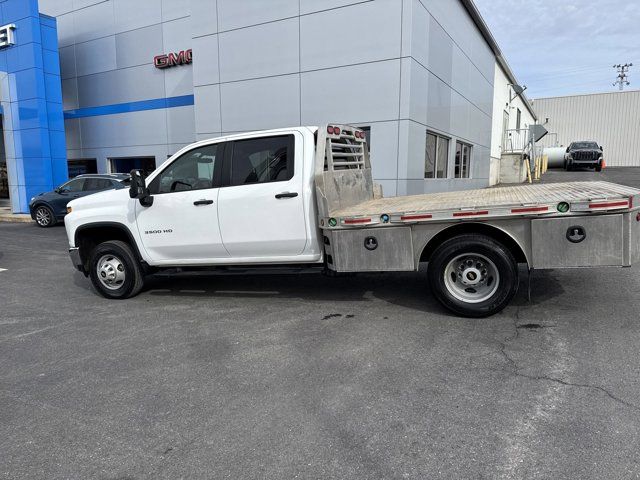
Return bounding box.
[324,181,640,228]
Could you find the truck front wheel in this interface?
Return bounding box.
[428,234,519,317]
[88,240,145,299]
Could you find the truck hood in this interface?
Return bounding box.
[68,187,130,211]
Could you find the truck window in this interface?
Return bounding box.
[229,135,294,186]
[148,144,219,194]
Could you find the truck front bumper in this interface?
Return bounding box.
[69,247,83,272]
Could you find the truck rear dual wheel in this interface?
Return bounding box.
[428,234,519,318]
[88,240,145,299]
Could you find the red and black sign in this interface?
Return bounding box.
[154,49,192,69]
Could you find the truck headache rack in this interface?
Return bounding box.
[314,124,373,219]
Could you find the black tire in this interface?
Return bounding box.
[88,240,145,299]
[34,205,56,228]
[427,234,519,318]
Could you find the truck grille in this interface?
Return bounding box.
[574,151,598,161]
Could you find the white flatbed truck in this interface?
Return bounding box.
[65,125,640,317]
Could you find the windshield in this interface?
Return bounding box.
[571,142,599,149]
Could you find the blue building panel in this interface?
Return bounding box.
[1,0,40,23]
[2,5,67,213]
[12,16,43,45]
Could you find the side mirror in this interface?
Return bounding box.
[600,146,603,151]
[566,147,570,153]
[129,169,154,207]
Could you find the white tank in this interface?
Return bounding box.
[544,147,567,168]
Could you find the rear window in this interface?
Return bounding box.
[229,135,294,186]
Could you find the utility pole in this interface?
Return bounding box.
[613,63,633,90]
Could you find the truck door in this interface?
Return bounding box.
[217,133,308,258]
[134,143,229,262]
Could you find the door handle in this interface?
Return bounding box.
[193,199,214,206]
[275,192,298,199]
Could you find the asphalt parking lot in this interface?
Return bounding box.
[2,168,640,479]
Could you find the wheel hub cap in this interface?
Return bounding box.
[444,253,500,304]
[96,255,126,290]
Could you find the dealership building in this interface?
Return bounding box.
[2,0,535,214]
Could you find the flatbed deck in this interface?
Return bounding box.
[326,181,640,227]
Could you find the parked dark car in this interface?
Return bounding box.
[29,174,130,227]
[564,141,604,171]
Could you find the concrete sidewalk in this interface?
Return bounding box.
[0,205,32,223]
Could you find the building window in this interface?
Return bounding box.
[68,159,97,177]
[425,131,449,179]
[109,157,156,175]
[455,141,472,178]
[516,108,522,130]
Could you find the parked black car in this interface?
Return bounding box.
[564,141,604,171]
[29,174,130,227]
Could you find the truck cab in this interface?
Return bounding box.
[65,127,324,282]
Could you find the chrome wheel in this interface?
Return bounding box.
[35,207,52,227]
[443,253,500,304]
[96,254,126,290]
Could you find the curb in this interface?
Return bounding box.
[0,214,33,223]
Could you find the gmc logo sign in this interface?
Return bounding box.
[154,49,192,69]
[0,23,16,49]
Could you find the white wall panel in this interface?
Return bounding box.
[79,110,168,149]
[191,0,218,37]
[367,121,400,180]
[166,106,196,144]
[162,16,192,55]
[426,72,451,133]
[219,19,299,83]
[427,16,452,85]
[62,78,79,110]
[194,84,222,134]
[397,120,427,180]
[77,65,166,107]
[300,0,401,71]
[192,34,220,86]
[115,25,162,69]
[401,0,429,67]
[75,36,117,77]
[299,0,362,15]
[217,0,299,31]
[220,75,300,132]
[164,65,194,97]
[301,60,401,124]
[38,0,74,17]
[113,0,162,33]
[59,45,76,80]
[162,0,191,21]
[72,1,114,44]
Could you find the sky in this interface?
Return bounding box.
[473,0,640,99]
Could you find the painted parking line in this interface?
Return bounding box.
[0,268,7,272]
